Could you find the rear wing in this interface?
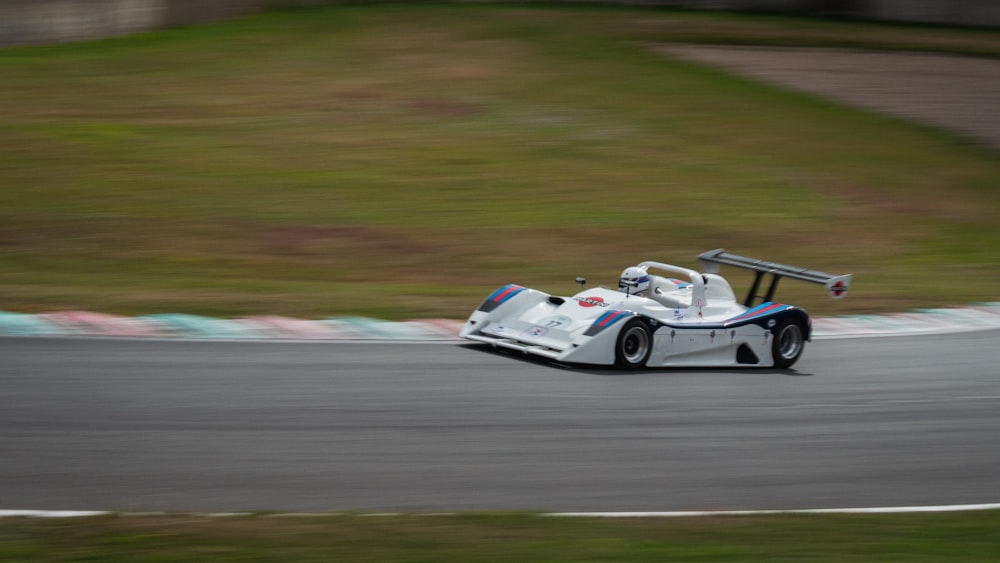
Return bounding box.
[698,249,851,306]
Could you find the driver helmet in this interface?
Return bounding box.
[618,266,650,296]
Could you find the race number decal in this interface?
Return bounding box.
[539,315,573,329]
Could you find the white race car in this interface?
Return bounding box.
[460,249,851,369]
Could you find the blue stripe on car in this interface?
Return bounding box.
[724,302,792,326]
[478,284,527,312]
[584,310,634,336]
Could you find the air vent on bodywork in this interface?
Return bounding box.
[548,296,565,305]
[736,344,759,365]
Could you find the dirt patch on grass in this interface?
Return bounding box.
[658,45,1000,150]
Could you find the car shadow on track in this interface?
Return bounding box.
[457,343,811,377]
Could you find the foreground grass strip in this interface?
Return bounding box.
[2,4,998,318]
[1,511,999,561]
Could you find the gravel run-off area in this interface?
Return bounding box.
[658,45,1000,151]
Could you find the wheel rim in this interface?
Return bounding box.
[621,326,650,364]
[778,324,803,361]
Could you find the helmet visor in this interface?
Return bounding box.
[619,275,648,289]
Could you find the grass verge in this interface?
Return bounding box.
[0,511,1000,562]
[1,3,999,319]
[2,511,1000,562]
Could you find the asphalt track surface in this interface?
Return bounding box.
[2,332,999,513]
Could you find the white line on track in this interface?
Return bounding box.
[550,503,1000,517]
[0,511,108,518]
[3,504,1000,519]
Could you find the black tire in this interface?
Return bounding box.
[771,319,806,369]
[615,319,652,369]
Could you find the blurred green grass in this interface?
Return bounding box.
[1,4,998,319]
[2,511,999,562]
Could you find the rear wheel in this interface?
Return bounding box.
[615,319,652,369]
[771,320,806,369]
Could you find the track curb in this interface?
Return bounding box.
[1,303,998,341]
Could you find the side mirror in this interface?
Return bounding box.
[575,277,586,287]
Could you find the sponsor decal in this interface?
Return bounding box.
[523,326,548,338]
[575,296,608,308]
[829,280,848,299]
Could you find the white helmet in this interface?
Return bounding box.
[618,266,650,296]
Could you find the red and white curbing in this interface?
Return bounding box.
[1,303,998,340]
[0,311,466,341]
[39,311,165,338]
[811,303,1000,338]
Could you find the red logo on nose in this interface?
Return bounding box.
[576,296,606,308]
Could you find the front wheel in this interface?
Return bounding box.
[771,320,806,369]
[615,319,652,369]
